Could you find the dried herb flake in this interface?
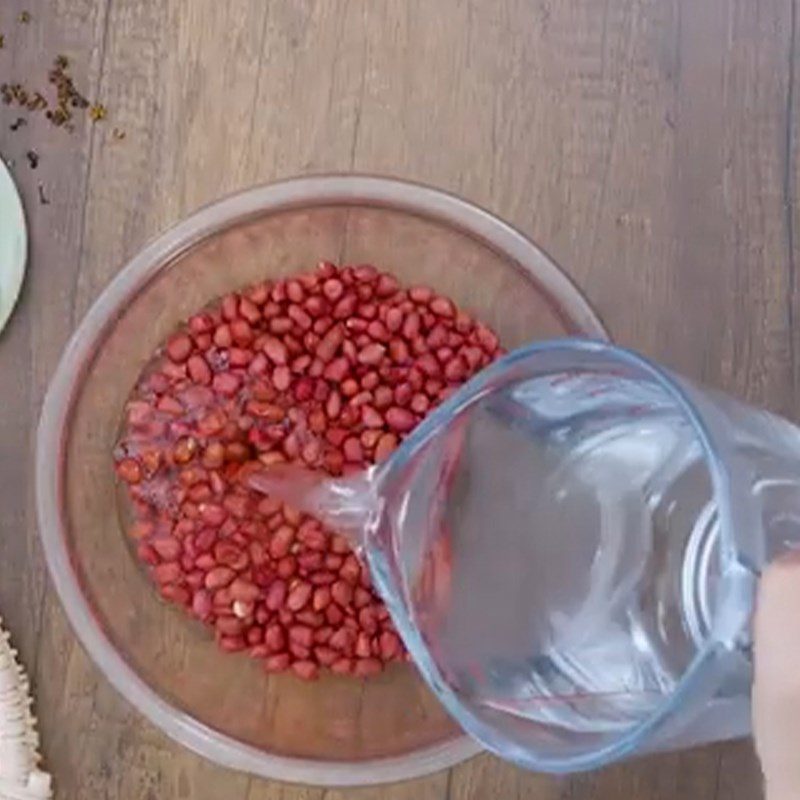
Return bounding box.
[89,103,107,122]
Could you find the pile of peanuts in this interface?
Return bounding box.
[114,261,502,680]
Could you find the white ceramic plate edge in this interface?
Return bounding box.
[0,160,28,335]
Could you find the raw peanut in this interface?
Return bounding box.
[205,566,236,590]
[294,607,325,628]
[213,587,233,607]
[329,628,355,654]
[314,626,334,644]
[343,437,363,463]
[195,553,216,570]
[333,294,357,320]
[354,587,372,609]
[192,589,212,620]
[263,337,288,365]
[330,534,351,554]
[264,624,286,652]
[187,354,212,385]
[129,519,154,540]
[283,504,302,526]
[276,555,297,578]
[221,294,239,320]
[246,626,264,646]
[216,615,244,636]
[389,338,411,364]
[385,307,403,332]
[233,599,254,619]
[296,610,324,628]
[325,604,345,626]
[340,555,361,585]
[331,580,353,608]
[410,393,430,414]
[291,660,319,681]
[265,580,287,611]
[264,653,291,673]
[152,537,182,562]
[444,356,467,382]
[272,365,291,391]
[153,562,182,584]
[223,493,250,519]
[294,377,314,401]
[156,395,184,416]
[249,540,267,566]
[409,285,433,303]
[367,320,389,342]
[194,528,217,556]
[323,356,349,382]
[322,278,344,301]
[239,297,261,323]
[116,458,142,484]
[341,378,359,397]
[361,405,383,429]
[357,343,385,365]
[288,305,312,330]
[231,319,254,347]
[199,503,227,527]
[324,554,343,570]
[315,647,338,667]
[297,522,327,551]
[189,313,214,334]
[286,581,312,611]
[230,578,260,603]
[374,432,398,462]
[358,606,379,635]
[355,631,372,658]
[166,334,193,363]
[213,372,241,396]
[202,441,226,469]
[195,332,213,349]
[286,280,305,303]
[160,584,191,605]
[379,631,402,660]
[289,642,311,660]
[257,496,282,516]
[288,625,314,649]
[213,540,244,565]
[278,609,294,626]
[385,406,416,432]
[219,635,246,652]
[354,658,384,678]
[330,657,354,675]
[310,570,336,586]
[298,551,324,571]
[312,587,331,611]
[269,525,295,559]
[214,324,233,348]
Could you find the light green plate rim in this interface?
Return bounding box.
[0,160,27,335]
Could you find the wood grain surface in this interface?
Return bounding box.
[1,0,794,797]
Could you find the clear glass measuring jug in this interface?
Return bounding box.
[249,338,800,773]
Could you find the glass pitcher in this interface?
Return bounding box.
[249,338,800,773]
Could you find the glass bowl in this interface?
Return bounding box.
[36,175,607,785]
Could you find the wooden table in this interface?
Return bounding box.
[1,0,792,797]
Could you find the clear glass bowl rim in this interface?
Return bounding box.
[35,174,607,786]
